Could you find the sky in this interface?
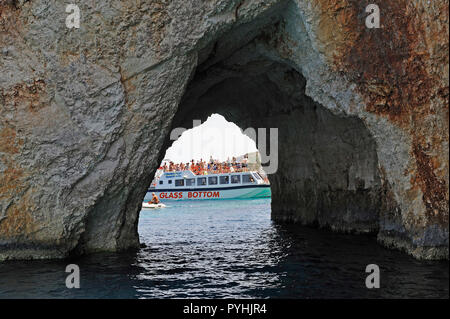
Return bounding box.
[163,114,258,163]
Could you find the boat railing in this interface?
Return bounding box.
[160,168,251,176]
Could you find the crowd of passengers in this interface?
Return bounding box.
[159,155,250,175]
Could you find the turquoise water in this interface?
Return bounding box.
[0,199,448,298]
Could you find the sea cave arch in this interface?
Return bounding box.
[1,0,447,261]
[74,9,385,258]
[41,2,397,258]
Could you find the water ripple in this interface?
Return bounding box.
[0,199,448,298]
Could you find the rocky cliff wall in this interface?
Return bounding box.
[0,0,448,260]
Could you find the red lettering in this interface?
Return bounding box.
[178,192,183,199]
[213,191,219,198]
[207,191,212,198]
[188,192,192,198]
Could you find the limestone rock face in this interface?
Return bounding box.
[0,0,448,260]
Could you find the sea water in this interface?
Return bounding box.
[0,199,448,298]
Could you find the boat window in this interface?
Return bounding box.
[159,180,164,185]
[208,176,218,185]
[242,174,255,183]
[220,176,229,184]
[197,177,207,186]
[185,178,195,186]
[231,175,241,184]
[168,180,172,184]
[175,179,184,187]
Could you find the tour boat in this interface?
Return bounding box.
[147,170,271,200]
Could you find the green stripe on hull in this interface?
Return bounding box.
[236,187,271,199]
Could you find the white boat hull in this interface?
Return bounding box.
[147,185,271,201]
[142,202,166,209]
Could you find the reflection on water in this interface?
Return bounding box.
[0,199,448,298]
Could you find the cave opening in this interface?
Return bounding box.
[157,21,384,236]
